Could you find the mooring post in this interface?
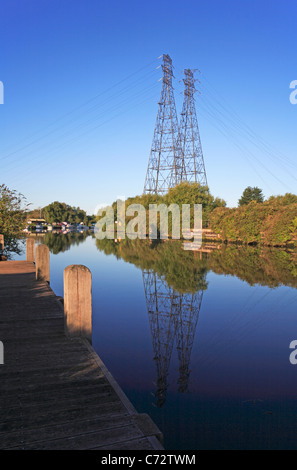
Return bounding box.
[64,265,92,343]
[26,238,35,262]
[36,244,50,283]
[0,234,4,251]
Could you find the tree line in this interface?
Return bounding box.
[1,182,297,249]
[210,191,297,246]
[36,201,96,225]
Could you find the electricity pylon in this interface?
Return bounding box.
[144,54,184,194]
[179,69,207,186]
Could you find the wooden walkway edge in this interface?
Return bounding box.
[0,260,164,450]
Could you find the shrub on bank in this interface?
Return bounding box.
[209,196,297,246]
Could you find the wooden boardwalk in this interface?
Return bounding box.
[0,261,164,450]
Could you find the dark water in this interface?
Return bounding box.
[13,234,297,449]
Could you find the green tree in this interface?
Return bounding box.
[0,184,29,237]
[238,186,264,206]
[165,182,226,228]
[112,182,226,231]
[266,193,297,206]
[43,201,92,225]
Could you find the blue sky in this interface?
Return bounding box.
[0,0,296,214]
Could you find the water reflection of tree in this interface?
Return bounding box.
[42,231,92,254]
[1,236,25,260]
[96,238,208,293]
[96,238,207,406]
[208,245,297,289]
[95,238,297,407]
[96,238,297,289]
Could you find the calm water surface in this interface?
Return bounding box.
[13,234,297,449]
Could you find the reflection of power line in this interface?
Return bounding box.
[143,270,204,406]
[194,287,279,369]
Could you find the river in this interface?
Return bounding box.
[11,233,297,450]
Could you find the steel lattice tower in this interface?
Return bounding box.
[179,69,207,186]
[144,54,184,194]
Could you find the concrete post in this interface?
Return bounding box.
[64,265,92,343]
[0,234,4,251]
[36,244,50,283]
[26,238,35,262]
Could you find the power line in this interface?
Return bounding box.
[6,84,160,186]
[0,57,160,161]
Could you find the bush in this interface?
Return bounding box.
[209,198,297,246]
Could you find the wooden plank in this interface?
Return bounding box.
[0,402,127,436]
[6,422,147,450]
[0,413,132,448]
[0,260,164,450]
[95,436,164,450]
